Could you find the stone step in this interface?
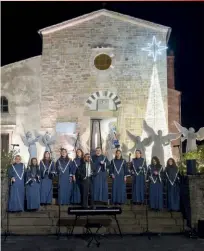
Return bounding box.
[138,218,177,226]
[8,209,183,221]
[108,225,143,234]
[3,223,183,235]
[147,225,183,233]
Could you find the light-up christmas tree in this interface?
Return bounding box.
[142,65,172,165]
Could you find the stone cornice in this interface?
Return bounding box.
[38,9,171,38]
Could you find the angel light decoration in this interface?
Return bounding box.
[21,131,40,160]
[143,120,181,167]
[126,131,152,158]
[64,127,90,154]
[105,123,120,161]
[34,131,57,160]
[174,121,204,152]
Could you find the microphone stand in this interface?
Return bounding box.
[144,179,151,240]
[72,134,79,205]
[143,169,153,240]
[57,174,61,239]
[4,179,11,241]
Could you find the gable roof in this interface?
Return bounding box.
[38,9,171,41]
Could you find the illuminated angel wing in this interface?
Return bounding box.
[47,135,57,145]
[142,137,153,147]
[126,130,138,142]
[21,135,29,147]
[143,120,156,137]
[121,143,129,160]
[196,127,204,141]
[34,130,44,146]
[174,121,189,137]
[64,134,77,147]
[162,133,181,143]
[80,128,90,153]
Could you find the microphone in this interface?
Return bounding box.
[11,144,19,147]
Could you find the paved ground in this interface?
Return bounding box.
[1,235,204,251]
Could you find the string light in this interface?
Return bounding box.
[142,36,168,62]
[142,65,172,165]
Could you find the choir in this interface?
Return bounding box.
[7,148,181,212]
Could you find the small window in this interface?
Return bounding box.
[1,96,9,113]
[94,54,112,70]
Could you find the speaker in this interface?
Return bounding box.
[198,220,204,238]
[186,159,197,175]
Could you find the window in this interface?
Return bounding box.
[1,134,9,154]
[94,54,112,70]
[56,122,76,134]
[1,96,9,113]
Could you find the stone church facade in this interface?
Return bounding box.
[1,9,181,163]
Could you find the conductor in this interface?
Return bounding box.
[75,153,97,208]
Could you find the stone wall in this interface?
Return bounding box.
[1,12,173,161]
[1,56,42,163]
[188,175,204,229]
[40,14,169,150]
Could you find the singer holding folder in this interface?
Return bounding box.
[75,153,97,208]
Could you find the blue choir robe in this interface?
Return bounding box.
[56,157,73,205]
[109,159,128,204]
[71,157,82,204]
[131,157,147,203]
[8,163,25,212]
[147,164,164,210]
[39,160,55,204]
[165,165,180,211]
[91,154,110,202]
[25,165,41,210]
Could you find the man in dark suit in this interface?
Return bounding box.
[75,153,97,208]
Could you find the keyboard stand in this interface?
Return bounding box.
[69,215,79,236]
[85,222,102,247]
[114,215,122,237]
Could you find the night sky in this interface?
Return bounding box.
[1,1,204,131]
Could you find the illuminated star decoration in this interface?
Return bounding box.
[142,36,168,62]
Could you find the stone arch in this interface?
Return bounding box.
[86,91,122,110]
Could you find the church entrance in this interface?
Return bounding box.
[90,117,118,158]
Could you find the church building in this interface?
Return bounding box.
[1,9,181,164]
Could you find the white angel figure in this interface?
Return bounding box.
[64,129,90,154]
[121,143,130,161]
[42,131,57,153]
[21,131,40,160]
[80,128,90,153]
[35,131,57,159]
[104,123,120,161]
[174,121,204,152]
[143,120,181,167]
[126,130,152,158]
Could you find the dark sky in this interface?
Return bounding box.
[1,1,204,131]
